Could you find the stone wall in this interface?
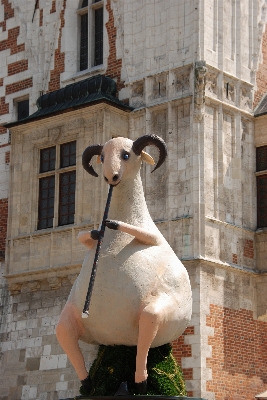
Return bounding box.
[0,273,98,400]
[1,1,267,399]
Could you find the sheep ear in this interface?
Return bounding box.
[96,155,101,164]
[141,151,155,165]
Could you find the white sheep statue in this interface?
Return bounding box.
[56,134,192,395]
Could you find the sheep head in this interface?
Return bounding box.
[82,135,167,186]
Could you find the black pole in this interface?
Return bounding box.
[82,184,113,318]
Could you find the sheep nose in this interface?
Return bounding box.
[112,174,119,182]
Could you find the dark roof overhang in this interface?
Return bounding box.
[254,92,267,117]
[4,75,132,128]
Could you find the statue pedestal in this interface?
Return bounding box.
[60,396,206,400]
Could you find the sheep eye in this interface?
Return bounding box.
[122,152,130,160]
[100,154,104,163]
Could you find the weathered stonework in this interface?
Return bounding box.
[0,1,267,399]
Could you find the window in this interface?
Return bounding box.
[78,0,104,71]
[38,141,76,230]
[17,99,29,121]
[256,145,267,228]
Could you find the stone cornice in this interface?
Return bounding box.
[4,263,81,294]
[182,256,267,276]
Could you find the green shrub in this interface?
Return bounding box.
[80,343,187,396]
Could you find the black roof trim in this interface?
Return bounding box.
[254,92,267,117]
[4,75,132,128]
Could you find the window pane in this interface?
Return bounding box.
[18,99,29,121]
[256,146,267,172]
[94,7,103,66]
[40,146,56,173]
[257,175,267,228]
[38,176,55,230]
[59,171,76,226]
[60,141,76,168]
[80,13,88,71]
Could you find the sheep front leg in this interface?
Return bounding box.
[105,220,162,246]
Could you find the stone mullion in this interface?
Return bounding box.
[74,123,84,226]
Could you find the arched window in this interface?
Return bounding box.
[78,0,104,72]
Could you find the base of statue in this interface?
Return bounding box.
[60,396,206,400]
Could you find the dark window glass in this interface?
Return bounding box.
[58,171,76,226]
[94,7,103,66]
[40,146,56,173]
[256,146,267,172]
[81,0,88,6]
[80,12,88,71]
[18,99,29,121]
[60,141,76,168]
[257,175,267,228]
[38,176,55,230]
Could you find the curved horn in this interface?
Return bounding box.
[132,134,167,172]
[82,144,103,177]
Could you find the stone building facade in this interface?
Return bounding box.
[0,1,267,399]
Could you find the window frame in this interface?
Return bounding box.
[37,141,77,231]
[77,0,104,72]
[256,144,267,229]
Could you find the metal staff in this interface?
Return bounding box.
[82,184,113,318]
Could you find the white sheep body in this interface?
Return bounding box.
[69,174,191,347]
[56,136,192,391]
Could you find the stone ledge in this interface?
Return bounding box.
[60,396,205,400]
[4,263,81,294]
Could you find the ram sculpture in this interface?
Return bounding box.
[56,134,192,395]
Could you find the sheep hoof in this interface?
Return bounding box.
[91,230,100,240]
[135,379,147,395]
[114,381,130,396]
[80,375,92,395]
[105,220,119,230]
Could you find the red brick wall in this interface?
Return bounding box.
[105,0,124,93]
[0,96,9,116]
[0,27,25,55]
[244,239,254,259]
[206,305,267,400]
[0,0,14,32]
[172,326,194,397]
[8,60,28,76]
[5,77,32,96]
[254,25,267,108]
[0,199,8,259]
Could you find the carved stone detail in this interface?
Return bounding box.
[47,277,62,290]
[206,70,218,97]
[152,74,167,100]
[174,67,190,95]
[240,86,252,111]
[68,273,79,285]
[8,283,22,295]
[131,81,145,108]
[20,280,41,293]
[194,61,207,122]
[223,79,235,103]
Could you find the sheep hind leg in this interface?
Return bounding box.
[56,303,88,381]
[135,299,164,391]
